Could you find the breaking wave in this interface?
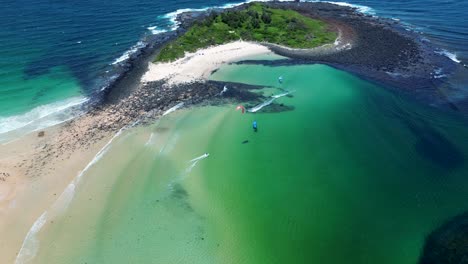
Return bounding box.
[15,125,130,263]
[15,212,48,264]
[147,26,168,35]
[321,1,375,15]
[111,41,147,65]
[436,49,461,63]
[0,96,88,143]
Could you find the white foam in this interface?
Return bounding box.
[248,98,275,113]
[0,96,88,142]
[145,132,155,146]
[189,153,210,163]
[163,102,184,116]
[219,85,228,96]
[159,0,376,33]
[111,41,146,65]
[159,132,179,154]
[436,49,461,63]
[186,153,210,173]
[49,124,127,213]
[319,1,375,15]
[271,91,292,99]
[432,68,448,79]
[248,91,292,113]
[15,212,48,264]
[162,7,210,31]
[147,26,168,35]
[160,0,291,31]
[15,126,128,264]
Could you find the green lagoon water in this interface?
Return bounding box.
[27,64,468,264]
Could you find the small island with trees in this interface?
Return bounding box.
[155,3,337,62]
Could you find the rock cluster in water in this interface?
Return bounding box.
[418,212,468,264]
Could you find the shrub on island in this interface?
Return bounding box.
[155,3,337,62]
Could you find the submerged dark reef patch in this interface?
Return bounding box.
[419,212,468,264]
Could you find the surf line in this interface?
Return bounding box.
[15,123,134,264]
[248,90,294,113]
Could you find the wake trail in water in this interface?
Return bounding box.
[145,132,155,146]
[189,153,210,163]
[185,153,210,174]
[163,102,184,116]
[248,90,294,113]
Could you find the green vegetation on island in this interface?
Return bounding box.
[155,3,337,62]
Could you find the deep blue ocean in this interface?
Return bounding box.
[0,0,467,139]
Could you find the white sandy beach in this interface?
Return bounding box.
[0,41,274,264]
[141,41,273,85]
[0,125,113,263]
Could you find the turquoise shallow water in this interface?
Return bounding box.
[25,64,468,264]
[2,0,468,140]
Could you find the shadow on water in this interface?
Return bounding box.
[262,103,295,113]
[24,53,100,91]
[400,117,464,170]
[370,87,465,171]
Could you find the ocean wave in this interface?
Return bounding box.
[160,0,291,31]
[314,1,375,15]
[14,125,128,264]
[436,49,461,63]
[111,41,147,65]
[162,7,210,31]
[432,67,448,79]
[156,0,375,36]
[147,26,168,35]
[15,212,48,264]
[0,96,88,142]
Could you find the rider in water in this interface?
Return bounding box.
[253,120,258,132]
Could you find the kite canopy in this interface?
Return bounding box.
[236,105,245,114]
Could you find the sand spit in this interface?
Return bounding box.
[2,1,466,262]
[0,40,269,262]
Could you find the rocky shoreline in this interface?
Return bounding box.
[17,1,468,179]
[3,3,467,263]
[23,0,468,177]
[246,2,466,114]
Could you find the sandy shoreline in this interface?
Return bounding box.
[142,41,274,85]
[0,125,113,263]
[0,40,272,263]
[1,1,465,261]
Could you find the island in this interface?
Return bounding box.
[155,3,337,62]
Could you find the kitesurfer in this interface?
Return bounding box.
[253,120,258,132]
[236,105,245,114]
